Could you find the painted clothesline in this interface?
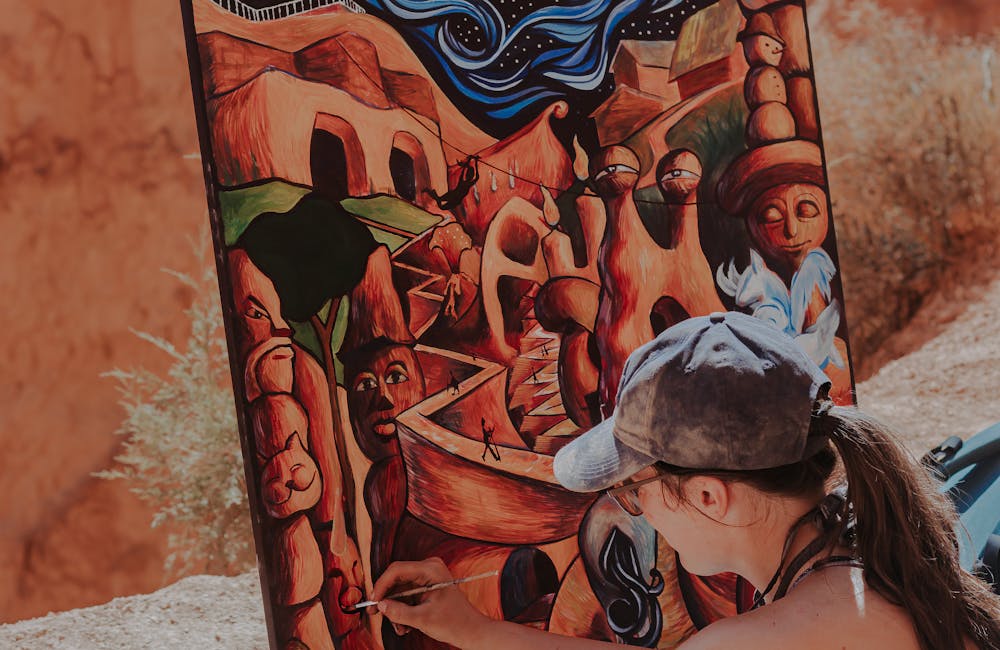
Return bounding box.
[206,0,731,208]
[336,46,728,208]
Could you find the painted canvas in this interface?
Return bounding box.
[180,0,855,647]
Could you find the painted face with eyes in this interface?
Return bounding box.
[747,183,829,270]
[743,34,785,68]
[228,249,295,400]
[260,432,322,519]
[345,344,427,458]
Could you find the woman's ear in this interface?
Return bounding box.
[684,476,731,522]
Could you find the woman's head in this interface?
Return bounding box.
[553,311,833,494]
[604,403,1000,650]
[554,313,1000,649]
[609,445,838,577]
[627,466,752,577]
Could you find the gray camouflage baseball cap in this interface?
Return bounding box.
[553,311,833,492]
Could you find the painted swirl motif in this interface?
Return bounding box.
[361,0,715,121]
[599,526,665,647]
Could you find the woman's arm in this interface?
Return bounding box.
[374,558,619,650]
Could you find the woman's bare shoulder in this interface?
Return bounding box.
[677,566,922,650]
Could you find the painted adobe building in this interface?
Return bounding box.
[197,30,448,209]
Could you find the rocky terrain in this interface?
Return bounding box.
[0,0,208,622]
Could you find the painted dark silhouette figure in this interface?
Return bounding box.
[448,371,461,395]
[425,155,479,212]
[481,417,500,462]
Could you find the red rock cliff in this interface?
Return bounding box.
[0,0,206,622]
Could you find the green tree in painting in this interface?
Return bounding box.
[236,193,377,533]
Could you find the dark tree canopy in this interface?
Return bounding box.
[236,192,377,321]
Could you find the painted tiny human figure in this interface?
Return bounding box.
[425,154,479,212]
[448,371,461,395]
[481,417,500,462]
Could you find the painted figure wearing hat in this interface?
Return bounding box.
[715,143,850,397]
[716,97,851,400]
[341,245,428,583]
[715,3,851,401]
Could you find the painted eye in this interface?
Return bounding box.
[245,306,267,320]
[354,376,377,392]
[594,164,638,181]
[797,201,821,219]
[660,169,699,182]
[289,463,313,490]
[385,369,410,385]
[761,207,784,224]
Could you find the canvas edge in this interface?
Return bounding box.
[177,2,281,647]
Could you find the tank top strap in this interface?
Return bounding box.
[788,554,865,593]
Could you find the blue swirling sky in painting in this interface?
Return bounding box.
[358,0,718,135]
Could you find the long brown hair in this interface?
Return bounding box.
[657,402,1000,650]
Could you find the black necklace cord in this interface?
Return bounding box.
[751,489,851,609]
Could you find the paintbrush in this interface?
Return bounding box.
[349,570,499,611]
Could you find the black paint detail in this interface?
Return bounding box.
[236,193,377,321]
[389,146,417,202]
[599,527,665,647]
[310,129,350,202]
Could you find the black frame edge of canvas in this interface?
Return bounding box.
[800,0,859,400]
[177,2,280,647]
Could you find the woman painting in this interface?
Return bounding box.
[372,312,1000,649]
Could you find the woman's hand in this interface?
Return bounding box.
[373,558,491,648]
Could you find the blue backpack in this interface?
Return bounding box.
[923,421,1000,592]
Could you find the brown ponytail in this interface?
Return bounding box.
[657,403,1000,648]
[818,405,1000,650]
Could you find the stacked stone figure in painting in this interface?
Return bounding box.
[716,0,853,403]
[228,248,373,650]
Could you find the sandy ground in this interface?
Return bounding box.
[858,271,1000,455]
[0,573,269,650]
[1,272,998,649]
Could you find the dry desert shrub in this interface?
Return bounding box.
[98,252,253,575]
[809,0,1000,376]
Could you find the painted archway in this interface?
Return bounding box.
[311,113,368,199]
[389,131,431,206]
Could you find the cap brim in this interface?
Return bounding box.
[553,416,657,492]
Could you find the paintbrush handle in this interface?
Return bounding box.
[350,570,498,610]
[391,570,498,599]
